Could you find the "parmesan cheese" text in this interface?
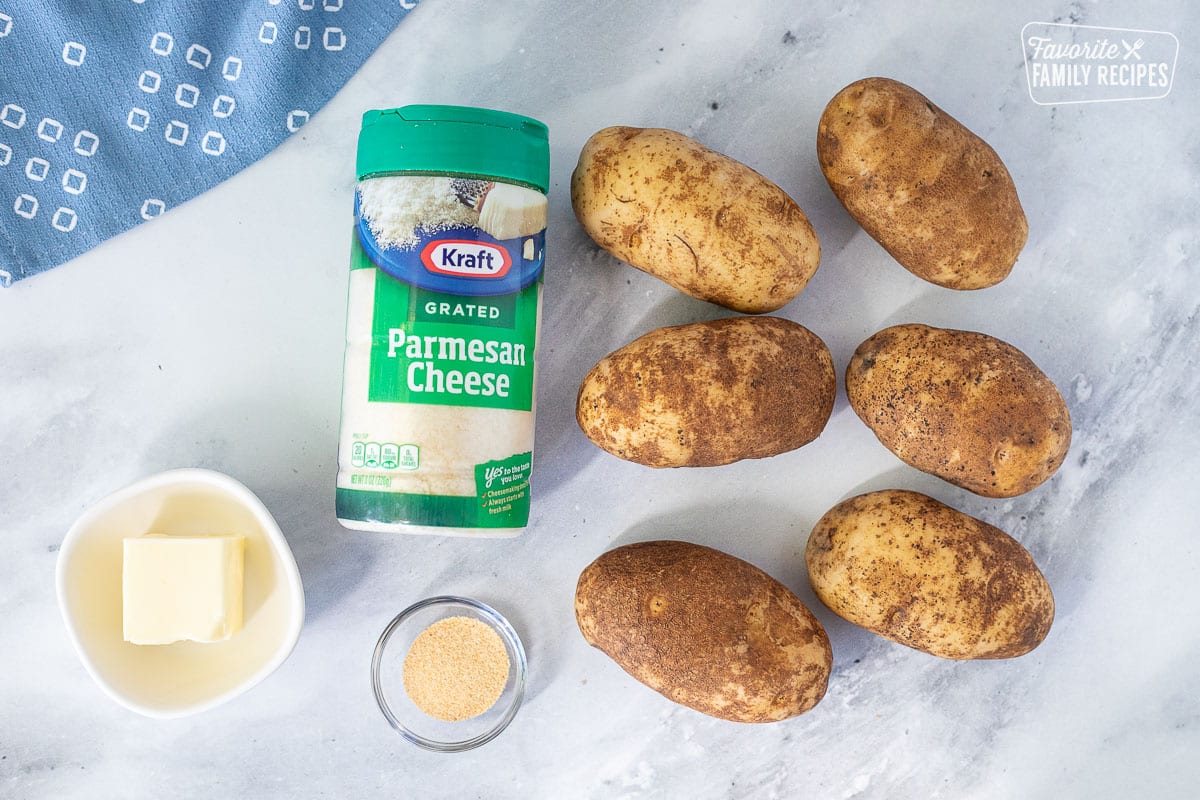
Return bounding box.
[387,328,526,397]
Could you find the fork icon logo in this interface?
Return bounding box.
[1121,38,1145,60]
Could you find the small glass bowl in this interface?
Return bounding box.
[371,596,526,752]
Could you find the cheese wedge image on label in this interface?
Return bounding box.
[122,535,245,645]
[477,182,548,240]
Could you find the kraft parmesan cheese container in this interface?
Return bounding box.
[336,106,549,536]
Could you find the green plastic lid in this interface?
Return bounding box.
[356,105,549,193]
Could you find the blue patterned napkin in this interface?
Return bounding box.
[0,0,419,287]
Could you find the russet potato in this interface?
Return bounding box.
[806,490,1054,660]
[576,316,835,467]
[846,323,1071,497]
[817,77,1027,289]
[572,126,821,313]
[576,540,832,722]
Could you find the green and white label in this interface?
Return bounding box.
[476,452,533,526]
[336,175,546,533]
[367,265,538,411]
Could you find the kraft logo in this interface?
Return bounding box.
[421,239,512,279]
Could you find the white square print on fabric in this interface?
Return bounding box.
[175,83,200,108]
[164,120,189,146]
[25,157,50,181]
[62,169,88,195]
[0,0,421,284]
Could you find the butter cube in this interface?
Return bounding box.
[122,535,245,645]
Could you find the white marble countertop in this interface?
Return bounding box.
[3,1,1198,797]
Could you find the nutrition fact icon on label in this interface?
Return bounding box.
[351,442,419,470]
[396,444,419,470]
[381,443,399,469]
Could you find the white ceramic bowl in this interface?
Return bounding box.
[56,469,305,718]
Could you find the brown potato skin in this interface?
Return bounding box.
[577,317,835,467]
[572,126,821,313]
[576,540,832,722]
[817,77,1027,289]
[806,490,1054,659]
[846,324,1071,497]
